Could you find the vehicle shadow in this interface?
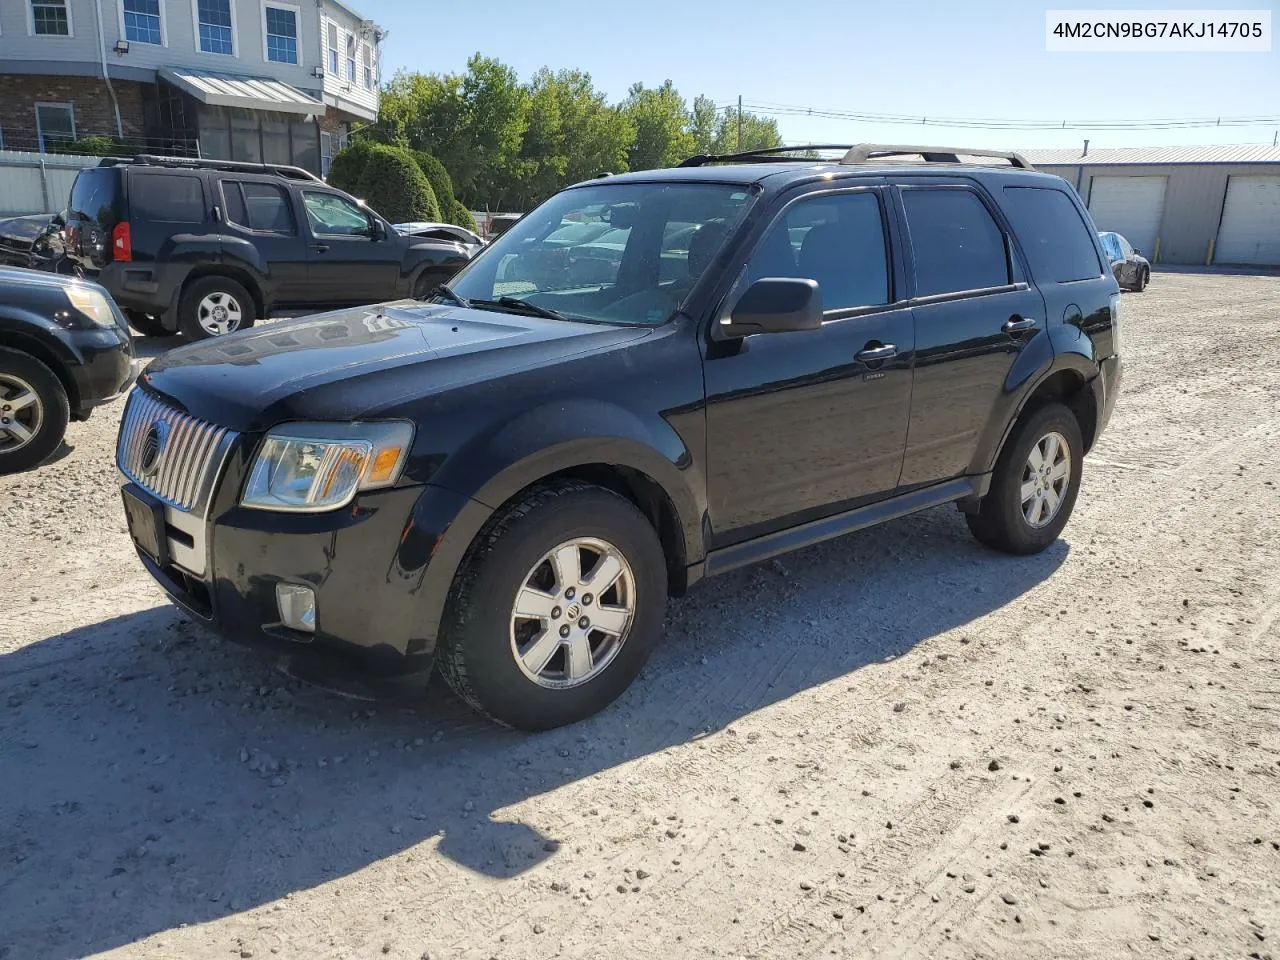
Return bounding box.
[0,505,1068,959]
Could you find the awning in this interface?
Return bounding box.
[159,67,324,117]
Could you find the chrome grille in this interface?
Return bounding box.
[117,389,236,513]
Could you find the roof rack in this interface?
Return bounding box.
[98,154,324,182]
[839,144,1034,169]
[678,143,1034,170]
[678,145,857,167]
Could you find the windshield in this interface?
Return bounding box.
[447,182,755,326]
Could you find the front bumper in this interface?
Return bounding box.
[68,326,137,416]
[127,465,483,678]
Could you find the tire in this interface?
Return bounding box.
[437,481,668,730]
[177,276,256,341]
[124,309,170,338]
[0,347,70,475]
[965,402,1083,555]
[1136,268,1149,292]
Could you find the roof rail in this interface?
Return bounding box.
[678,144,857,167]
[840,144,1034,169]
[101,154,325,182]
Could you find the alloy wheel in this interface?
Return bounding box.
[509,536,636,689]
[0,374,43,453]
[1020,430,1071,528]
[197,292,244,336]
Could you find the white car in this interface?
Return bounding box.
[393,222,484,258]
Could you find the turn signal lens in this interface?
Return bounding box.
[368,446,405,484]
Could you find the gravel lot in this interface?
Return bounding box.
[2,271,1279,960]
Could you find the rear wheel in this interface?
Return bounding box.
[0,348,69,474]
[124,309,170,338]
[437,481,668,730]
[1136,267,1149,292]
[966,403,1083,555]
[178,276,256,341]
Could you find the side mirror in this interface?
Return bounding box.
[369,218,387,241]
[719,277,823,338]
[1132,248,1141,256]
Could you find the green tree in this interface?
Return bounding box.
[354,145,440,223]
[711,107,784,155]
[689,95,719,156]
[410,150,455,214]
[621,80,695,170]
[449,199,478,232]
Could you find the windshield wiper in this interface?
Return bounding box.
[428,284,469,307]
[468,296,575,323]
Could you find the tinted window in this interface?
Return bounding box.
[223,181,295,234]
[902,189,1008,296]
[746,192,889,310]
[1000,186,1102,283]
[130,174,204,223]
[69,169,121,228]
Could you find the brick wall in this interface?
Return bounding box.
[0,75,145,150]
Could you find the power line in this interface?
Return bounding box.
[734,98,1280,131]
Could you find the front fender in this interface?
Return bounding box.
[429,398,705,564]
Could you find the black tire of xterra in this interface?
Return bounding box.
[0,347,70,475]
[437,481,668,731]
[177,275,256,341]
[124,309,170,338]
[965,402,1083,555]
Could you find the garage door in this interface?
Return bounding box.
[1087,176,1168,257]
[1214,176,1280,265]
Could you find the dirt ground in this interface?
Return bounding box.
[1,270,1278,960]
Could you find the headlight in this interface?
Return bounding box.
[242,421,414,512]
[65,283,117,328]
[1108,291,1123,357]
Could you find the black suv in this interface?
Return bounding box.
[116,144,1122,730]
[64,156,473,341]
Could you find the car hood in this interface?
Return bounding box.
[141,301,650,432]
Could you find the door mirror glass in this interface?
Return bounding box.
[370,217,387,241]
[719,277,822,338]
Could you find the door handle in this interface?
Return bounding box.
[311,244,330,254]
[1003,316,1037,333]
[856,343,897,362]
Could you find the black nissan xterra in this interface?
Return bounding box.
[116,144,1122,730]
[63,156,473,342]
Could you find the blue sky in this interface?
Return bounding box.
[369,0,1279,151]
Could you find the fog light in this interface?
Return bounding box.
[276,582,316,633]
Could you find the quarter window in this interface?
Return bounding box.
[122,0,161,44]
[131,174,204,223]
[999,186,1103,284]
[197,0,234,55]
[32,0,70,35]
[901,189,1009,296]
[303,191,370,236]
[745,192,890,311]
[264,5,298,64]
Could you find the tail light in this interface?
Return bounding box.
[111,221,132,262]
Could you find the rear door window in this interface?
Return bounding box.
[1000,186,1103,283]
[901,188,1009,296]
[221,180,296,234]
[130,173,206,223]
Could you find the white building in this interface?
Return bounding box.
[0,0,384,174]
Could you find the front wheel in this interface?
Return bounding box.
[1136,267,1149,292]
[966,403,1083,555]
[437,481,668,730]
[0,348,69,474]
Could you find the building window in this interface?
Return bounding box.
[320,131,333,176]
[123,0,162,45]
[35,103,75,152]
[32,0,71,36]
[197,0,234,55]
[346,34,356,82]
[362,43,373,89]
[264,4,298,64]
[327,21,338,73]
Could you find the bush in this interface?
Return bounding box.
[326,139,378,193]
[354,145,441,224]
[410,152,455,216]
[47,136,140,157]
[449,199,478,232]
